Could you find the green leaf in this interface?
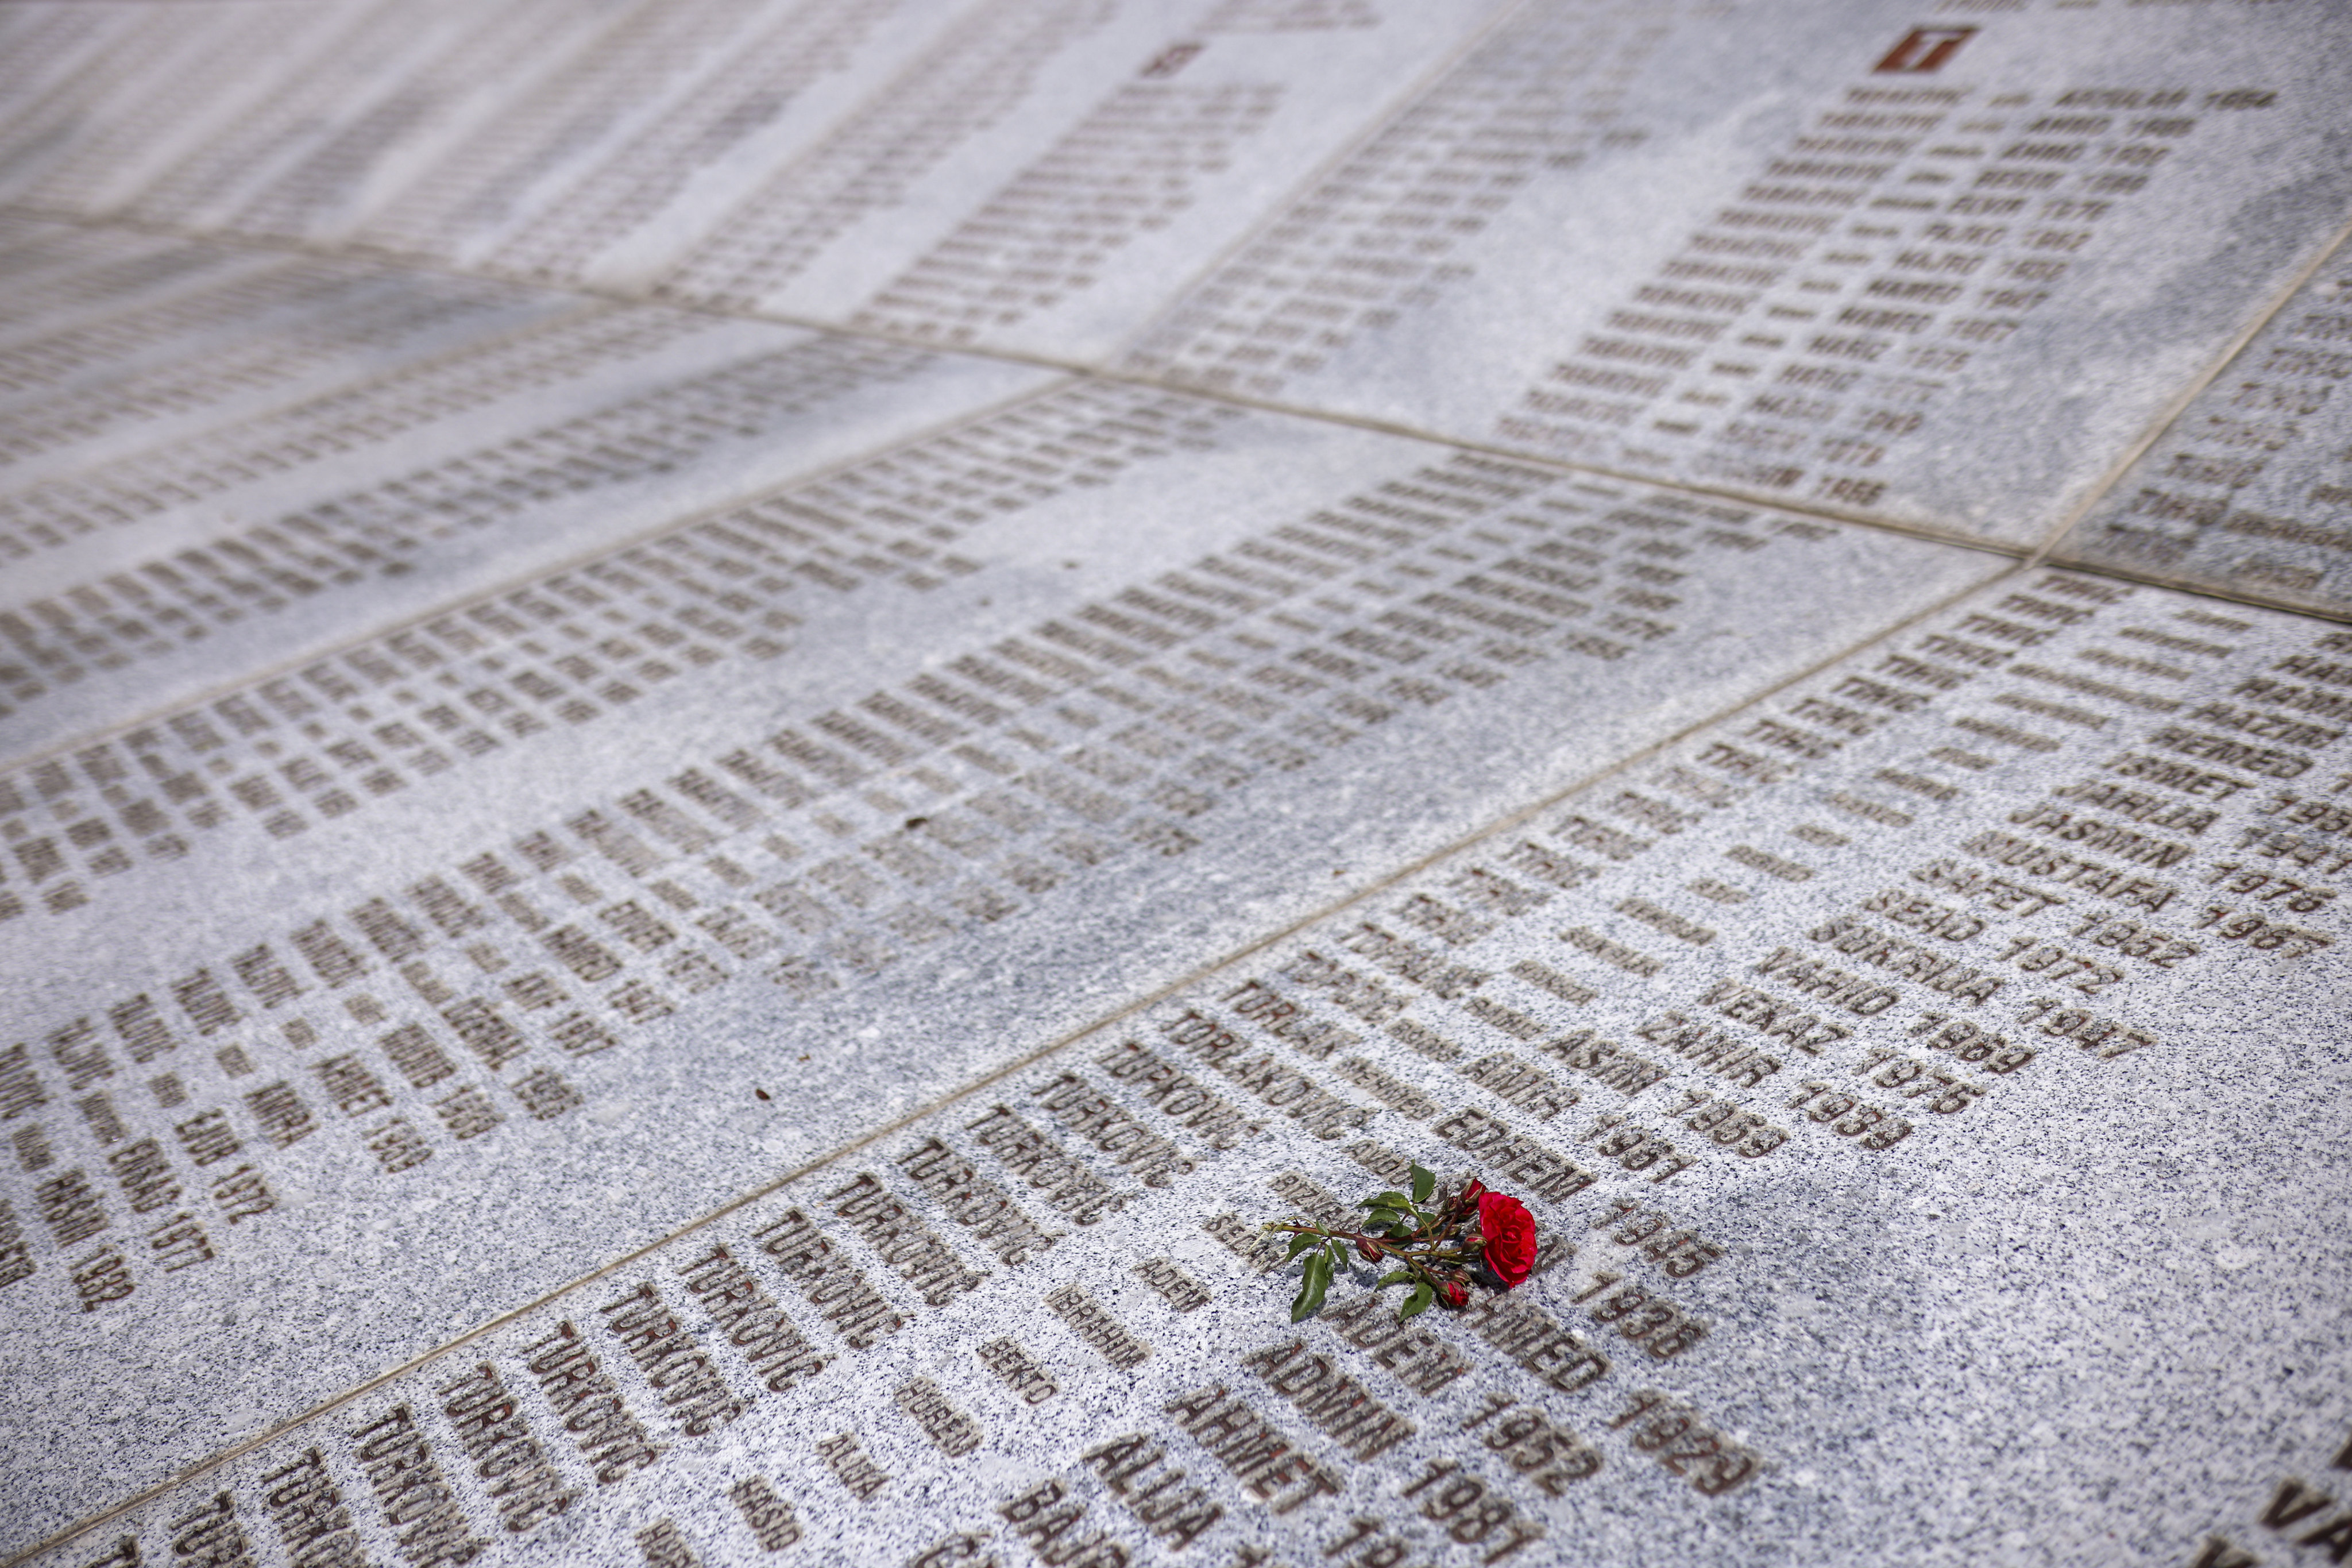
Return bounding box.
[1291,1251,1333,1322]
[1399,1281,1436,1322]
[1410,1164,1436,1205]
[1284,1232,1319,1261]
[1376,1269,1415,1288]
[1374,1191,1411,1208]
[1364,1208,1402,1231]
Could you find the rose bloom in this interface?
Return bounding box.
[1477,1191,1539,1288]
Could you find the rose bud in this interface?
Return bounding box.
[1476,1191,1539,1289]
[1437,1279,1469,1309]
[1357,1239,1381,1262]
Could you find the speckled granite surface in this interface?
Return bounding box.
[0,3,2345,1565]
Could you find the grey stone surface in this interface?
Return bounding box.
[2056,230,2352,618]
[0,400,1999,1546]
[12,569,2347,1568]
[0,1,372,215]
[0,299,1057,759]
[0,2,2349,1566]
[636,0,1516,362]
[1122,0,2352,548]
[0,253,575,492]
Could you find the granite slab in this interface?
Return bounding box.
[109,0,632,241]
[0,231,276,346]
[0,1,377,218]
[0,2,2348,1564]
[361,0,1000,289]
[1119,0,2352,549]
[7,566,2342,1568]
[2054,229,2352,620]
[0,254,575,492]
[338,0,978,275]
[0,316,1059,762]
[0,415,2001,1550]
[640,0,1516,364]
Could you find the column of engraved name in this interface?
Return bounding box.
[1500,26,2275,512]
[1124,0,1670,399]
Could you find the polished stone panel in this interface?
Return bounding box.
[1123,0,2352,547]
[0,305,1057,760]
[0,3,2347,1565]
[2056,232,2352,618]
[643,0,1519,362]
[15,569,2345,1568]
[0,403,2001,1548]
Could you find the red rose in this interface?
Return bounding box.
[1437,1279,1469,1309]
[1477,1191,1538,1288]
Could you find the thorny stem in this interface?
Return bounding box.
[1261,1219,1482,1292]
[1261,1171,1501,1320]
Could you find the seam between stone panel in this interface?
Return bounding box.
[1066,370,2042,556]
[0,204,2041,555]
[13,168,2352,623]
[0,364,1085,777]
[1994,548,2352,627]
[45,196,2334,598]
[2026,209,2352,567]
[0,206,2025,777]
[1,208,2339,802]
[0,550,2022,1568]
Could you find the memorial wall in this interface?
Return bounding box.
[0,2,2346,1564]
